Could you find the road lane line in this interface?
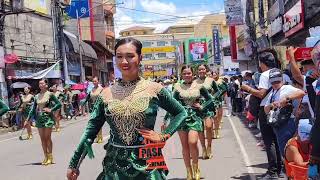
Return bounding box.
[228,116,256,180]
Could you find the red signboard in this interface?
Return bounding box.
[286,48,313,61]
[138,141,168,171]
[283,0,304,37]
[229,26,237,61]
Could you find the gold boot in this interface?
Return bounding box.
[192,163,201,180]
[96,130,103,143]
[186,167,193,180]
[207,146,213,159]
[215,129,220,139]
[202,147,208,160]
[44,153,53,165]
[41,154,48,165]
[26,134,33,140]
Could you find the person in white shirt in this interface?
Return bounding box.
[264,68,305,158]
[241,52,286,179]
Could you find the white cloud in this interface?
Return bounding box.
[140,0,177,14]
[114,9,135,37]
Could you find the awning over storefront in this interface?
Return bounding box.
[64,30,98,59]
[9,61,61,79]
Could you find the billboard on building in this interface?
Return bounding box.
[185,38,208,63]
[24,0,48,14]
[213,29,221,65]
[224,0,244,25]
[142,46,175,54]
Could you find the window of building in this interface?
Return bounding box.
[171,41,179,46]
[157,41,166,46]
[157,53,166,58]
[144,54,153,60]
[142,41,152,47]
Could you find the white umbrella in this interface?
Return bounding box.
[11,82,31,89]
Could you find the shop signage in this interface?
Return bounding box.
[291,48,313,61]
[267,0,284,22]
[185,38,209,63]
[269,16,283,37]
[283,0,304,37]
[224,0,244,25]
[212,28,221,65]
[142,46,175,53]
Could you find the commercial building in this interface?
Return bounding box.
[119,25,193,78]
[64,0,116,85]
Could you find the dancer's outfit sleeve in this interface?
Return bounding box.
[0,100,9,116]
[27,98,37,121]
[199,87,215,112]
[157,88,187,137]
[69,96,106,169]
[49,94,62,111]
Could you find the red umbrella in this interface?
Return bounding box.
[71,83,86,90]
[4,54,19,64]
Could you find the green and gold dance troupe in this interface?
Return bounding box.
[66,38,228,180]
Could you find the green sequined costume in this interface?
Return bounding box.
[194,77,219,119]
[69,78,187,180]
[172,82,214,132]
[28,91,62,128]
[82,86,104,113]
[0,99,9,117]
[214,79,228,108]
[17,94,34,118]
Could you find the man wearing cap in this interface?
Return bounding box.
[241,52,292,179]
[264,68,305,157]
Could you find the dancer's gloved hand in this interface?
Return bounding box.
[67,168,79,180]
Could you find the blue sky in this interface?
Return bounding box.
[115,0,225,36]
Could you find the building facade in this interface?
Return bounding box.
[120,26,193,78]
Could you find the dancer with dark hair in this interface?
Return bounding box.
[27,79,61,166]
[17,87,34,139]
[195,64,218,159]
[173,65,214,180]
[67,38,187,180]
[82,76,104,143]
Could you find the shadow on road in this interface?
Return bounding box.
[230,173,258,180]
[249,162,269,169]
[17,162,52,166]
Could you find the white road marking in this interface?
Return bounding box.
[228,116,256,180]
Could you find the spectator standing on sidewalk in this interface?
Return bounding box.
[241,52,286,179]
[264,68,305,157]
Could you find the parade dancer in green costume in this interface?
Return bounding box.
[27,79,61,166]
[172,65,215,180]
[195,64,219,160]
[82,76,104,143]
[212,72,228,139]
[17,87,34,139]
[67,38,187,180]
[0,99,9,117]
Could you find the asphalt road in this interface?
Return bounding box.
[0,108,269,180]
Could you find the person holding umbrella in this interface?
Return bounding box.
[17,87,34,139]
[26,79,61,166]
